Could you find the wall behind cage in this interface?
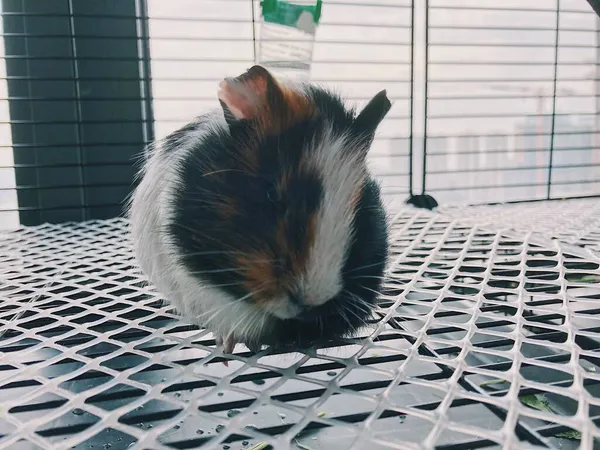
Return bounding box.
[422,0,600,204]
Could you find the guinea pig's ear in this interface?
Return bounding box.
[353,90,392,148]
[218,65,314,134]
[218,65,286,126]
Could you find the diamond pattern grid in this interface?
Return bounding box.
[0,199,599,450]
[437,198,600,257]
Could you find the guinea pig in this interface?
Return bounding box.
[128,65,391,354]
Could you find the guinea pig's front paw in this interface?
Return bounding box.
[215,333,237,354]
[245,341,262,354]
[215,333,237,367]
[215,334,262,366]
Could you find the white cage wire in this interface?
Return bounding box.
[0,198,599,449]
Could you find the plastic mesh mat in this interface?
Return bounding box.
[437,198,600,257]
[0,200,599,450]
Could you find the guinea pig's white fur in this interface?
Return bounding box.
[128,112,265,343]
[127,86,365,348]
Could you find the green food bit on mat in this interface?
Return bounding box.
[520,394,553,413]
[317,411,326,418]
[294,440,315,450]
[555,431,582,440]
[480,378,507,389]
[248,442,269,450]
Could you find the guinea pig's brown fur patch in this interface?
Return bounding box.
[237,250,281,304]
[272,85,315,133]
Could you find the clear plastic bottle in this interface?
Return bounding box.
[256,0,322,81]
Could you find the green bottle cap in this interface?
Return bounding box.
[260,0,322,33]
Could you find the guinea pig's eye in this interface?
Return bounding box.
[266,185,278,202]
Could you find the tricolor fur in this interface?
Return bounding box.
[128,66,390,351]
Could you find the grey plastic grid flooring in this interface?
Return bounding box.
[437,198,600,258]
[0,199,599,450]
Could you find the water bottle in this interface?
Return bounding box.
[256,0,322,81]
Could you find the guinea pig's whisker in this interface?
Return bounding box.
[349,275,386,280]
[344,262,386,275]
[334,295,355,329]
[232,286,271,307]
[352,293,387,315]
[255,312,270,345]
[203,280,249,289]
[238,258,283,265]
[236,312,255,344]
[196,288,265,332]
[182,187,231,200]
[171,224,239,251]
[186,261,281,276]
[347,275,386,281]
[238,308,267,346]
[342,290,375,316]
[346,312,361,332]
[201,169,251,177]
[339,308,353,331]
[341,307,366,331]
[228,157,266,179]
[183,197,231,208]
[228,306,261,341]
[183,187,228,198]
[345,294,371,314]
[193,300,237,322]
[195,286,265,321]
[353,291,377,307]
[357,285,384,298]
[151,248,240,258]
[348,301,370,317]
[187,268,245,275]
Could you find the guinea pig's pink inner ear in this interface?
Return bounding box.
[218,79,263,121]
[217,66,282,122]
